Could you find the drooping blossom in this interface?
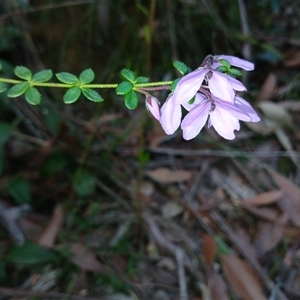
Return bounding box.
[145,95,160,120]
[181,95,260,140]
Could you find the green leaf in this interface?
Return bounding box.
[229,68,243,78]
[216,66,228,74]
[135,76,149,84]
[188,96,195,105]
[219,59,231,69]
[0,82,7,93]
[14,66,32,80]
[0,62,2,71]
[82,88,103,102]
[116,81,133,95]
[74,169,96,197]
[0,123,13,146]
[56,72,79,84]
[32,69,53,82]
[170,78,180,92]
[120,69,135,82]
[79,68,95,84]
[8,176,32,205]
[6,241,58,264]
[124,90,138,110]
[173,60,189,75]
[25,87,41,105]
[7,82,29,98]
[63,86,81,104]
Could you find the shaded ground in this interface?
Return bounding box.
[1,1,300,299]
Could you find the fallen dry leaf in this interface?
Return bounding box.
[244,190,282,206]
[257,73,277,102]
[146,168,192,183]
[208,268,229,300]
[270,170,300,227]
[68,243,107,273]
[253,213,287,256]
[37,204,64,248]
[284,50,300,67]
[202,234,216,267]
[220,254,267,300]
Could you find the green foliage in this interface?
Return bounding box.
[120,69,135,82]
[216,66,228,74]
[229,68,243,78]
[219,59,231,69]
[14,66,32,80]
[74,169,96,197]
[82,88,103,102]
[7,82,29,98]
[63,86,81,104]
[116,81,133,95]
[32,69,53,82]
[170,78,180,91]
[56,72,79,84]
[79,68,95,84]
[135,76,149,84]
[6,241,58,264]
[25,86,41,105]
[124,90,138,110]
[8,176,32,204]
[0,82,6,93]
[188,95,196,105]
[173,60,189,75]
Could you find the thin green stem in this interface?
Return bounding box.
[0,77,173,89]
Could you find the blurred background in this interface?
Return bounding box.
[1,0,300,299]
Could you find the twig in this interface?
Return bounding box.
[0,202,30,245]
[143,211,200,298]
[0,287,104,300]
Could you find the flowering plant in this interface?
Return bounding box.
[0,54,259,140]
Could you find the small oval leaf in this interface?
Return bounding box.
[82,88,103,102]
[173,60,189,75]
[0,82,7,93]
[135,76,149,84]
[32,69,53,83]
[79,68,95,84]
[7,82,29,98]
[116,81,133,95]
[229,68,243,78]
[120,69,135,82]
[63,86,81,104]
[219,59,231,69]
[170,78,180,92]
[25,87,41,105]
[15,66,32,80]
[125,90,138,110]
[56,72,79,84]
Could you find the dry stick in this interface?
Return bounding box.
[143,211,199,300]
[209,210,288,300]
[0,287,104,300]
[0,202,30,245]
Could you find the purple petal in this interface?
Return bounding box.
[181,93,207,111]
[146,96,160,120]
[160,94,182,135]
[216,55,254,71]
[216,99,251,122]
[209,72,235,102]
[174,68,207,105]
[222,73,247,92]
[235,96,260,122]
[210,106,241,140]
[181,102,210,140]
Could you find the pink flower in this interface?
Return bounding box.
[181,95,260,140]
[146,96,160,120]
[173,68,246,106]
